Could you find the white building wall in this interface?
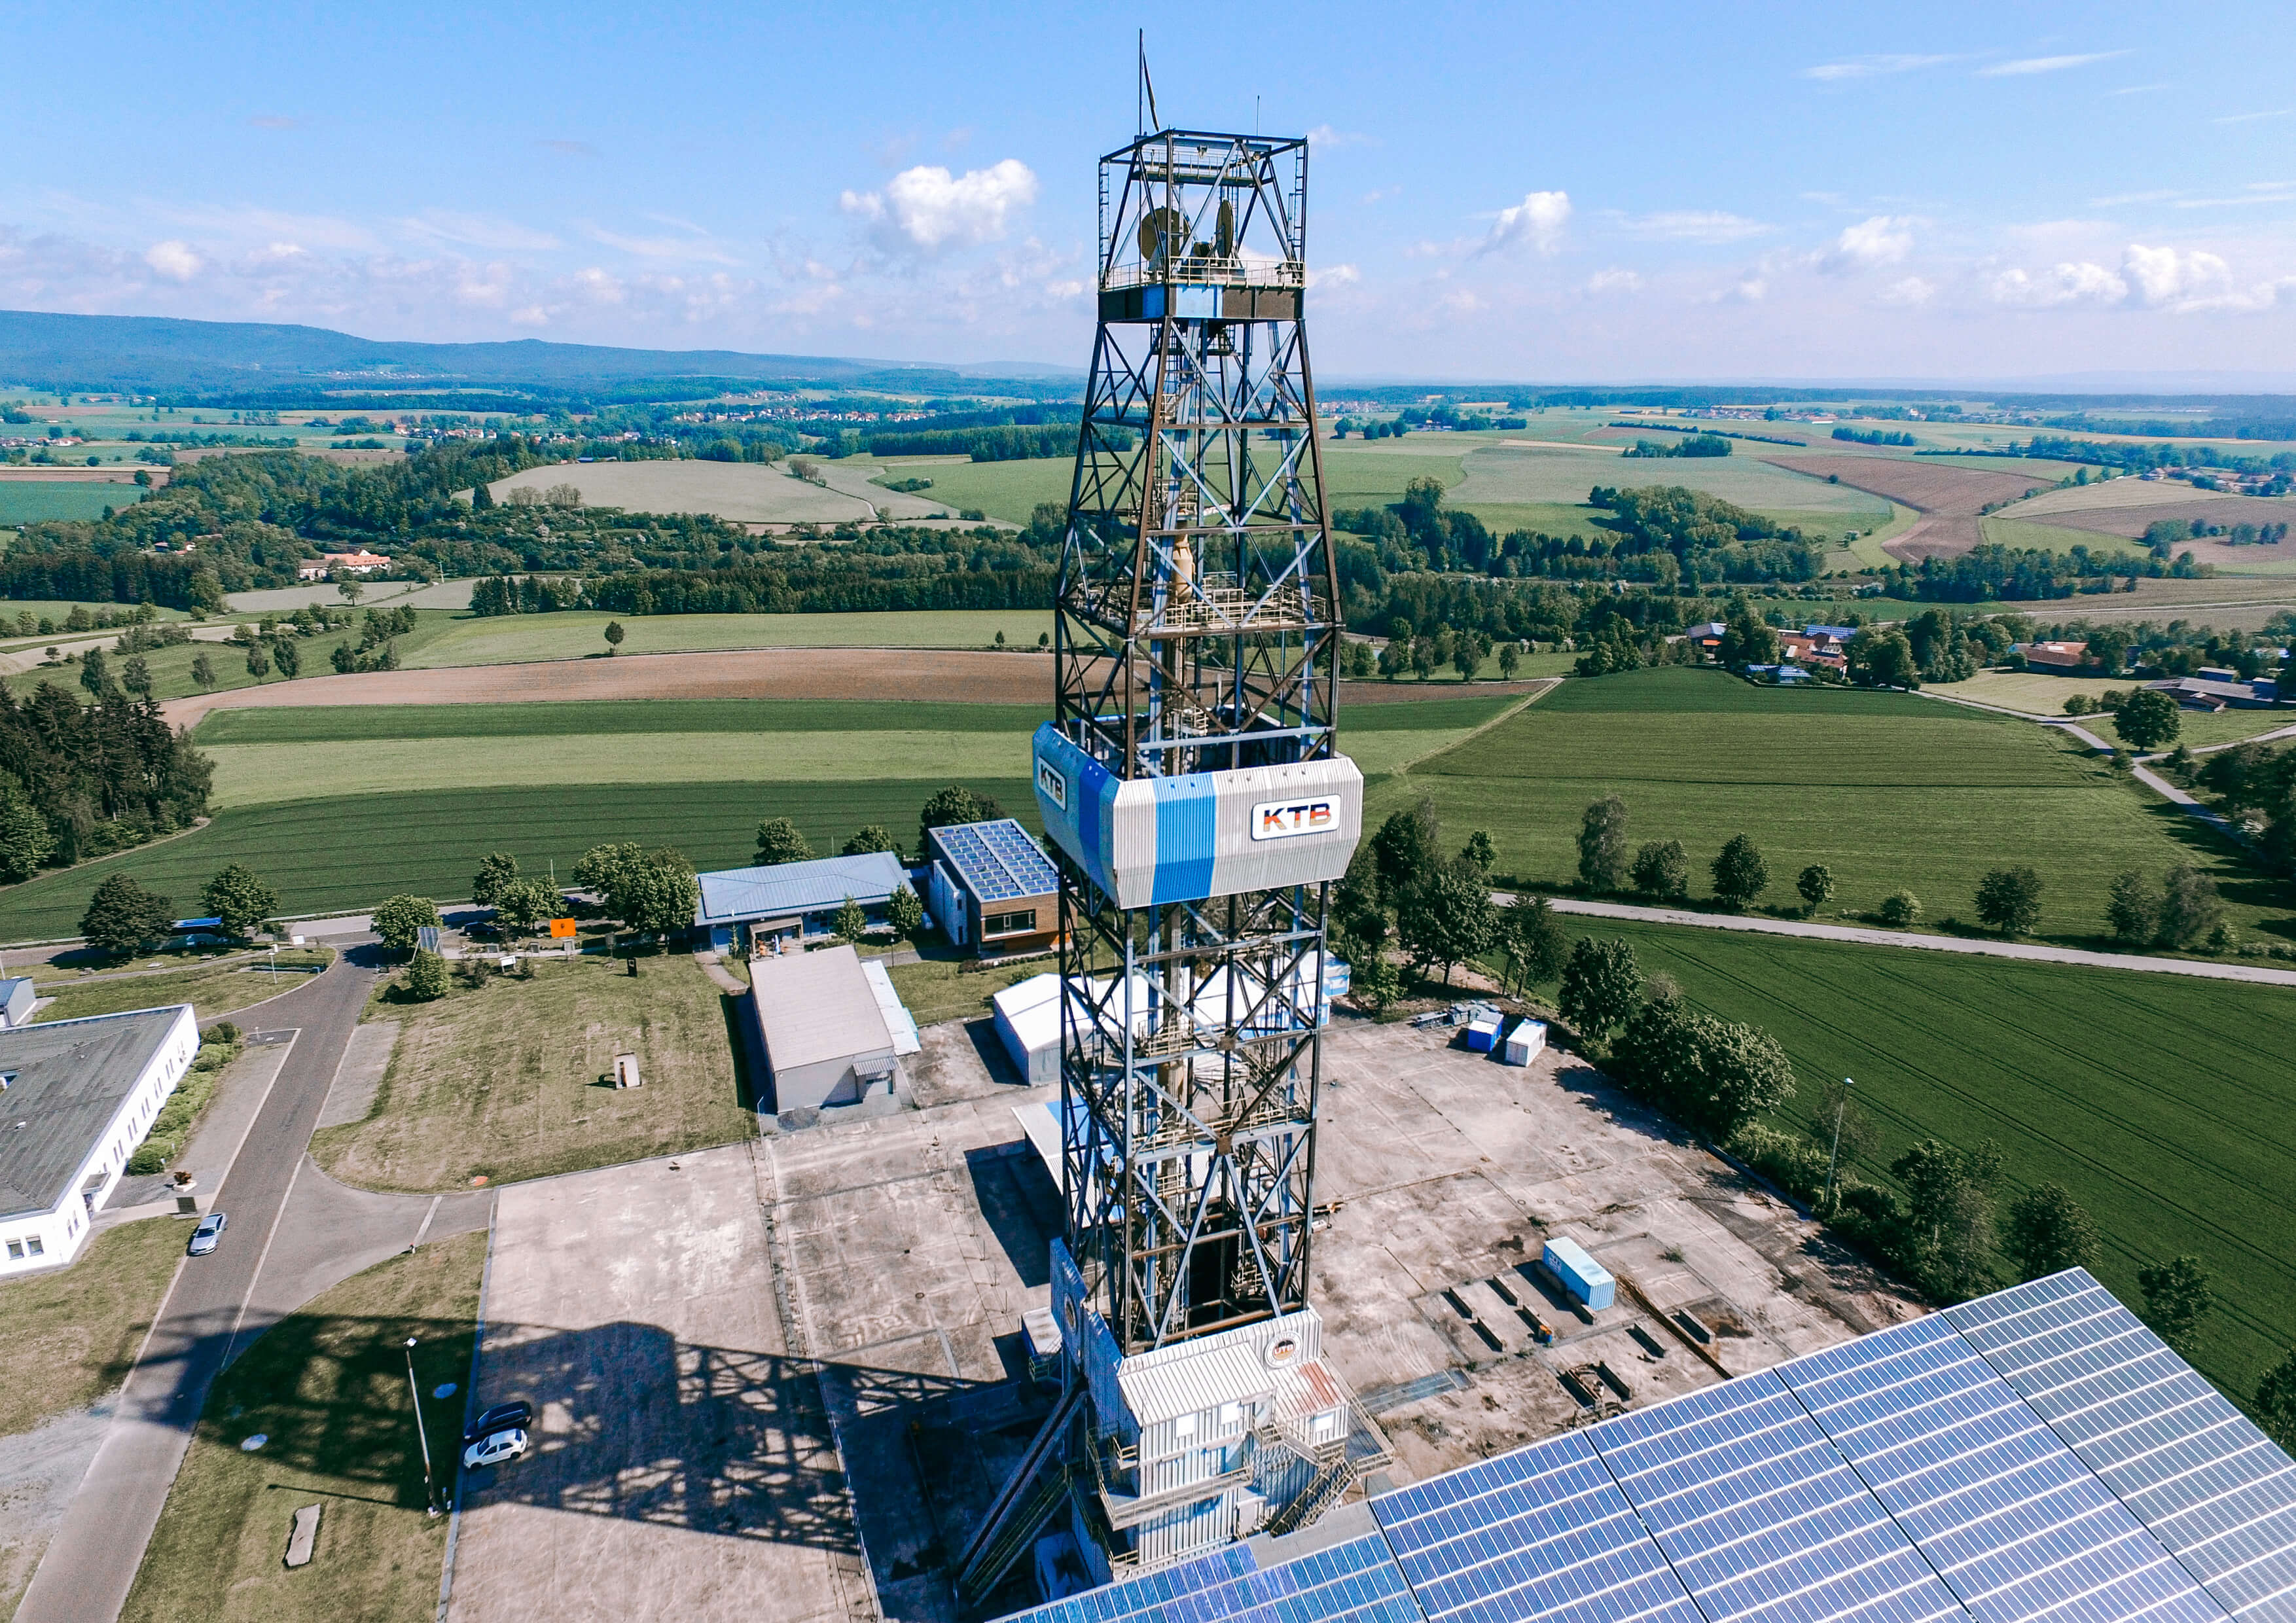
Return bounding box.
[0,1005,199,1275]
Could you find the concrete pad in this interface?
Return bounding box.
[315,1020,398,1130]
[452,1145,874,1623]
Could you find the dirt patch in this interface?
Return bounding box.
[1763,454,2051,562]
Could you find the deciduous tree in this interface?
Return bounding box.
[2255,1347,2296,1452]
[79,873,173,956]
[0,776,54,883]
[404,949,448,1001]
[1577,794,1629,891]
[917,785,1003,855]
[2155,863,2223,948]
[833,895,868,942]
[1502,896,1570,995]
[2114,687,2181,751]
[1710,834,1769,908]
[1879,889,1922,927]
[603,620,626,654]
[1396,858,1496,986]
[1892,1137,2003,1300]
[471,851,520,908]
[372,893,441,952]
[1631,838,1689,901]
[842,825,898,856]
[1558,936,1640,1043]
[1975,866,2043,935]
[200,863,278,936]
[1795,863,1836,916]
[753,817,814,866]
[887,883,925,939]
[2137,1255,2213,1354]
[2106,869,2159,944]
[2000,1183,2101,1281]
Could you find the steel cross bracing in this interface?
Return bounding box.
[1051,125,1343,1360]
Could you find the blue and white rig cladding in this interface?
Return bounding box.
[1030,724,1363,910]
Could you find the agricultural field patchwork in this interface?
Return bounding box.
[888,454,1075,524]
[0,694,1516,940]
[1385,665,2288,944]
[1550,918,2296,1403]
[0,480,137,525]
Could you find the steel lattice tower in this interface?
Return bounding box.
[1052,128,1342,1352]
[958,122,1369,1608]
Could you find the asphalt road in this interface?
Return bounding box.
[12,942,389,1623]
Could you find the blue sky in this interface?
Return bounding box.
[5,1,2295,383]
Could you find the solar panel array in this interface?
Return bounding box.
[1947,1274,2296,1623]
[939,819,1060,904]
[994,1273,2296,1623]
[999,1543,1257,1623]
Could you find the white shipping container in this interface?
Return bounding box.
[1502,1019,1547,1067]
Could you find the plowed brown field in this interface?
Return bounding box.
[162,647,1544,728]
[2008,491,2295,542]
[1763,455,2051,561]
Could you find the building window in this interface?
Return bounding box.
[24,1236,41,1257]
[5,1240,21,1260]
[982,909,1037,936]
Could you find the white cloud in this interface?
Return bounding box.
[1306,124,1375,149]
[1818,215,1915,272]
[584,224,736,264]
[841,159,1038,253]
[1621,210,1770,243]
[144,240,202,281]
[1801,54,1955,81]
[1476,190,1570,256]
[1979,50,2130,77]
[2122,244,2246,310]
[1878,276,1937,306]
[1988,260,2127,306]
[1586,268,1642,294]
[2214,107,2295,124]
[1308,262,1359,288]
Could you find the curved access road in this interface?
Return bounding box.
[1502,893,2296,989]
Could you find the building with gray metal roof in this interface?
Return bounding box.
[996,1270,2296,1623]
[694,849,909,955]
[0,1005,200,1274]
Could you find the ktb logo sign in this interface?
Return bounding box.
[1250,797,1335,841]
[1035,758,1068,811]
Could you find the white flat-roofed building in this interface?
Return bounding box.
[0,1005,200,1274]
[747,943,905,1113]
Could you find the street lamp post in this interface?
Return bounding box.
[1821,1077,1855,1215]
[404,1336,439,1516]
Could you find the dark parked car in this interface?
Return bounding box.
[463,1400,533,1446]
[187,1211,227,1256]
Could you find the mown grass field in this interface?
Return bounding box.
[1549,918,2296,1403]
[314,957,753,1191]
[891,455,1075,524]
[194,693,1520,808]
[397,607,1056,668]
[1386,665,2289,946]
[0,1217,187,1440]
[118,1231,483,1623]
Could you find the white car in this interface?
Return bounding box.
[462,1427,528,1470]
[187,1212,227,1256]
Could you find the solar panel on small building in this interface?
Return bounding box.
[937,819,1059,904]
[996,1270,2296,1623]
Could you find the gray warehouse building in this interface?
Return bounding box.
[747,943,918,1114]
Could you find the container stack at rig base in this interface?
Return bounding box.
[954,112,1391,1611]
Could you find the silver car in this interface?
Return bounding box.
[187,1211,227,1256]
[462,1427,528,1470]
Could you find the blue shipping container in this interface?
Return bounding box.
[1543,1236,1615,1311]
[1463,1016,1501,1052]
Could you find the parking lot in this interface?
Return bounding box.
[446,1009,1914,1622]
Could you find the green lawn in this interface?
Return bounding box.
[3,614,463,704]
[1387,664,2290,946]
[312,957,753,1191]
[118,1231,483,1623]
[1547,918,2296,1403]
[0,1218,187,1440]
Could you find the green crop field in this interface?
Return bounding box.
[894,455,1075,524]
[1551,918,2296,1402]
[1382,665,2290,945]
[0,691,1521,941]
[0,482,137,525]
[3,615,463,704]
